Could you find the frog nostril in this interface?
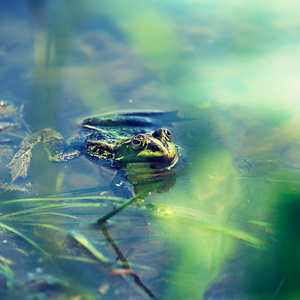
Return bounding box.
[148,140,163,153]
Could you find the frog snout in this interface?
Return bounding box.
[148,140,162,152]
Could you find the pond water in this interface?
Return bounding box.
[1,1,300,299]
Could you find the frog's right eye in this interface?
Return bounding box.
[131,135,145,150]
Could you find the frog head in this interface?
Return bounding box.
[113,128,180,173]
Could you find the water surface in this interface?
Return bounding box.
[0,1,300,299]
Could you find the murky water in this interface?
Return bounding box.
[0,1,300,299]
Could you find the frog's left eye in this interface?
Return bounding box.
[163,129,172,142]
[131,135,145,150]
[153,128,172,142]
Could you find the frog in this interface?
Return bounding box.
[7,111,181,185]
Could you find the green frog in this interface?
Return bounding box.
[7,112,181,184]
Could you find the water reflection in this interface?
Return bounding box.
[1,0,300,299]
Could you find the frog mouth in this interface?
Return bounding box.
[118,139,180,173]
[139,139,179,164]
[114,134,180,171]
[131,147,179,173]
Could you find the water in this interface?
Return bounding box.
[0,1,300,299]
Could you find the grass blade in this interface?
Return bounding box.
[0,222,61,273]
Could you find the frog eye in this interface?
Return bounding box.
[163,129,172,142]
[153,128,163,138]
[131,135,145,150]
[153,128,172,142]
